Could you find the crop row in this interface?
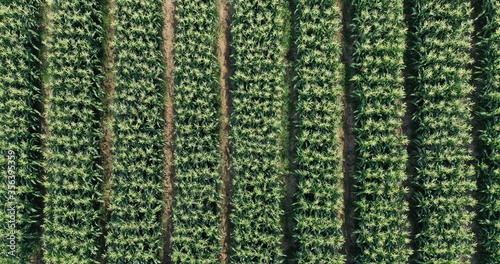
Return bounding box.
[42,1,104,263]
[3,1,499,263]
[0,1,42,263]
[350,0,410,262]
[477,0,500,263]
[229,0,289,262]
[106,1,166,263]
[410,1,476,262]
[170,0,222,263]
[293,0,345,263]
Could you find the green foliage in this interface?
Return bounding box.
[105,0,165,263]
[293,1,344,263]
[410,1,476,262]
[476,1,500,263]
[229,0,288,262]
[41,0,103,263]
[170,0,222,262]
[3,1,500,262]
[0,1,42,263]
[350,0,411,262]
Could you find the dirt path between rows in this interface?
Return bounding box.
[99,0,116,262]
[161,0,175,263]
[282,0,299,262]
[341,0,358,262]
[217,0,233,262]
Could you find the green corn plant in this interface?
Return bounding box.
[293,0,345,263]
[410,1,476,262]
[229,0,289,262]
[41,0,104,263]
[476,0,500,263]
[350,0,411,262]
[0,1,42,263]
[105,0,166,263]
[170,2,222,262]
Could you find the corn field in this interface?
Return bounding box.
[0,0,498,263]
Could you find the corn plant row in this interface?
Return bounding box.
[105,1,166,263]
[410,1,476,262]
[292,1,344,263]
[476,0,500,263]
[350,0,410,262]
[41,1,103,263]
[229,0,289,262]
[170,0,222,262]
[0,1,41,262]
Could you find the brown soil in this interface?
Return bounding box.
[282,0,299,262]
[101,0,116,209]
[99,0,116,263]
[336,0,346,224]
[161,0,175,263]
[340,0,358,263]
[217,0,233,262]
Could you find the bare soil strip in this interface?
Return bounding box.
[217,0,233,262]
[336,0,346,248]
[99,0,116,263]
[281,0,299,262]
[340,1,358,262]
[161,0,175,263]
[402,1,420,262]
